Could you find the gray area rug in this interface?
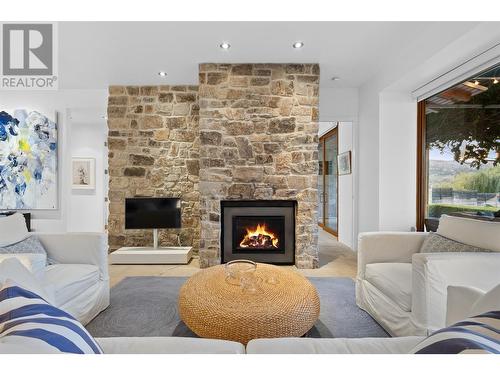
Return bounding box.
[86,276,388,339]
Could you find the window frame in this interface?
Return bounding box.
[416,101,427,231]
[416,64,500,231]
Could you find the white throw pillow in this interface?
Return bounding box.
[471,283,500,316]
[0,257,53,303]
[0,253,47,279]
[437,215,500,252]
[446,285,484,326]
[446,283,500,326]
[0,213,29,247]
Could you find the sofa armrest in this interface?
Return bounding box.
[36,233,108,280]
[357,232,428,279]
[411,252,500,334]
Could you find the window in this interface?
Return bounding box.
[417,64,500,230]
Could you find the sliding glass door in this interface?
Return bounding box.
[319,126,338,236]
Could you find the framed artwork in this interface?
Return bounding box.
[337,151,352,175]
[72,158,95,190]
[0,109,58,209]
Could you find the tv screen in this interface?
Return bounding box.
[125,198,181,229]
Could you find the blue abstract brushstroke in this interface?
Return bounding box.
[0,165,6,192]
[33,167,42,181]
[0,111,20,141]
[15,182,26,195]
[0,124,6,141]
[34,123,49,140]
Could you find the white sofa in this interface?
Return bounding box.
[0,213,109,325]
[355,215,500,337]
[37,232,110,325]
[94,336,424,354]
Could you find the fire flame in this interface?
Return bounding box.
[239,223,279,249]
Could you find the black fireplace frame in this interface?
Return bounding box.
[221,200,296,265]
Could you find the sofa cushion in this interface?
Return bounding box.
[410,311,500,354]
[420,233,491,254]
[0,257,53,303]
[246,337,424,354]
[96,337,245,354]
[437,215,500,252]
[43,264,99,307]
[365,263,412,311]
[0,213,29,247]
[0,280,102,354]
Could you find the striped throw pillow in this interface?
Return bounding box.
[0,281,102,354]
[411,311,500,354]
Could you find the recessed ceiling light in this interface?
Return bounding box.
[220,42,231,50]
[331,77,340,81]
[158,71,167,77]
[292,41,304,49]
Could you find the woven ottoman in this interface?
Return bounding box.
[178,263,320,344]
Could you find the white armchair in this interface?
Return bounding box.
[356,216,500,337]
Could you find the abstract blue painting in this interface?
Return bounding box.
[0,109,57,209]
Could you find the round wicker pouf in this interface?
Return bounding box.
[178,263,320,344]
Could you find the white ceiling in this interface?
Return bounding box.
[58,22,479,89]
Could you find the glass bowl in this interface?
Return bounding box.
[224,260,257,284]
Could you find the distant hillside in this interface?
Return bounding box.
[428,159,492,186]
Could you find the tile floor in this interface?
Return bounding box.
[109,229,357,287]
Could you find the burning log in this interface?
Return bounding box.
[239,223,279,249]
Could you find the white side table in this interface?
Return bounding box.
[109,246,193,264]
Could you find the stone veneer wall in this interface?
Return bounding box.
[107,85,200,251]
[198,64,320,268]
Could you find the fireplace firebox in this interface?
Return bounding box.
[221,200,296,264]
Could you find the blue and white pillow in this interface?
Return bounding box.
[0,235,57,265]
[0,281,102,354]
[411,311,500,354]
[0,236,47,256]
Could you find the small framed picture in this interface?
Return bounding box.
[337,151,352,175]
[72,158,96,189]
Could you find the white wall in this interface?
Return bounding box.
[378,92,417,231]
[319,87,358,122]
[357,84,380,235]
[319,88,358,249]
[338,122,354,248]
[0,90,107,232]
[67,111,107,232]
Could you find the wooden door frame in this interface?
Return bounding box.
[319,125,339,237]
[416,101,427,232]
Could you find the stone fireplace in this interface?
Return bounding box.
[221,200,296,264]
[107,63,320,269]
[198,63,320,269]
